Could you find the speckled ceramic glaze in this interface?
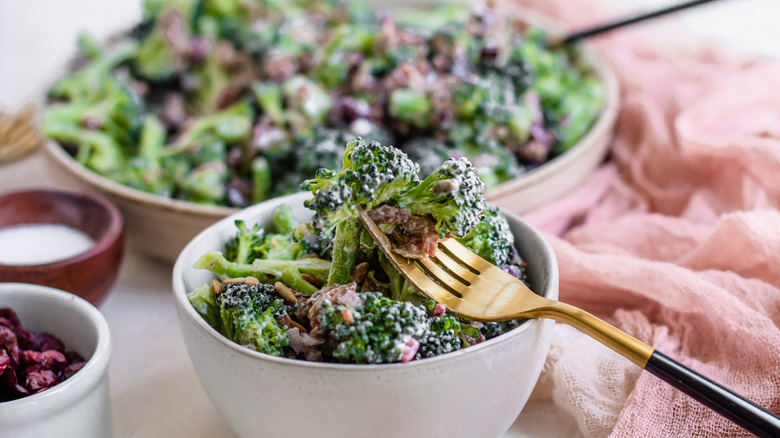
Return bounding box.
[172,192,559,438]
[0,283,112,438]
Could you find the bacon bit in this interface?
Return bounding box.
[341,308,354,324]
[400,338,420,363]
[301,273,318,286]
[244,276,260,286]
[368,205,410,224]
[222,277,246,284]
[351,262,369,284]
[274,282,298,303]
[393,232,439,260]
[421,232,439,257]
[210,279,223,295]
[402,216,437,235]
[432,303,446,318]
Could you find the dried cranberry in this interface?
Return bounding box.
[15,327,36,351]
[0,350,10,374]
[0,309,21,328]
[0,307,88,403]
[25,369,58,392]
[63,362,86,379]
[35,333,64,353]
[0,326,19,364]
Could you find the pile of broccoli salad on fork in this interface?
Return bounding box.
[188,138,530,364]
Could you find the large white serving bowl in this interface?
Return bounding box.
[40,2,617,264]
[0,283,112,438]
[172,192,559,438]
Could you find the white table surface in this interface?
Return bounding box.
[1,1,777,436]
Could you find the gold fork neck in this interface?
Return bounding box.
[508,296,654,367]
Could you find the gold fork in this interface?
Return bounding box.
[357,206,780,438]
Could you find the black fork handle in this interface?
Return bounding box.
[537,301,780,437]
[645,351,780,438]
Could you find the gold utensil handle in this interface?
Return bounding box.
[521,299,654,366]
[523,297,780,438]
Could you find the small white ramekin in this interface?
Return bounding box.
[0,283,112,438]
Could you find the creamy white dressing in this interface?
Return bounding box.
[0,223,94,266]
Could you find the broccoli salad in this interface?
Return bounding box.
[43,0,605,207]
[188,139,527,364]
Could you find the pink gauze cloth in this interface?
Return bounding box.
[495,1,780,437]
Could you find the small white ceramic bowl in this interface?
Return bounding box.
[172,192,559,438]
[0,283,112,438]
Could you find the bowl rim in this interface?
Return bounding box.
[42,141,237,218]
[40,6,619,217]
[0,283,111,415]
[0,188,124,269]
[172,192,560,372]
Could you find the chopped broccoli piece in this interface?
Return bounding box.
[269,204,296,234]
[398,157,485,238]
[224,219,264,265]
[48,37,139,103]
[319,292,427,364]
[194,250,331,286]
[415,314,462,359]
[389,89,432,128]
[457,206,514,267]
[216,281,292,356]
[187,283,222,330]
[162,101,253,156]
[318,292,463,364]
[302,138,419,285]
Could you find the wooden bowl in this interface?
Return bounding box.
[0,189,124,306]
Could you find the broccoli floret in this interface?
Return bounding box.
[187,283,222,330]
[456,206,514,267]
[251,156,272,203]
[43,117,126,176]
[301,138,419,285]
[44,76,144,157]
[415,314,462,359]
[255,206,310,262]
[194,250,329,290]
[178,161,228,204]
[134,0,200,81]
[224,219,264,265]
[318,292,463,363]
[481,319,523,340]
[161,101,253,156]
[340,138,419,207]
[123,114,172,195]
[269,204,296,234]
[398,157,485,238]
[388,89,432,128]
[319,292,428,364]
[216,281,292,356]
[48,36,139,103]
